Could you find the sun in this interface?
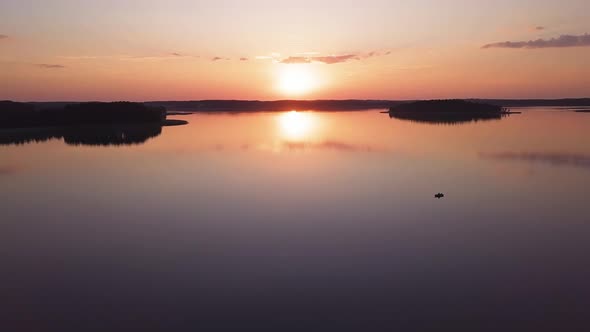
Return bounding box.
[277,65,318,96]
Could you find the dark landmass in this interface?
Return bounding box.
[387,100,509,124]
[0,101,166,129]
[166,111,194,116]
[145,100,399,112]
[163,119,189,126]
[575,110,590,113]
[0,123,164,146]
[7,98,589,114]
[390,99,505,113]
[478,98,590,107]
[0,101,188,146]
[143,98,590,112]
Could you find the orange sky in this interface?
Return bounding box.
[1,0,589,101]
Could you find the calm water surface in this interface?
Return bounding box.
[2,108,590,329]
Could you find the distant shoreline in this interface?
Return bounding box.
[0,98,590,121]
[11,98,590,113]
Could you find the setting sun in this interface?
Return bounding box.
[277,65,318,96]
[2,1,590,329]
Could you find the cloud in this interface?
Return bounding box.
[278,50,390,65]
[61,53,199,61]
[127,53,199,60]
[239,57,248,61]
[0,34,7,40]
[211,56,229,61]
[361,50,392,58]
[480,151,590,169]
[279,54,359,64]
[60,55,104,60]
[534,26,545,31]
[482,33,590,49]
[280,56,312,64]
[312,54,359,64]
[36,63,65,69]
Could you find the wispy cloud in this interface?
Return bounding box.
[280,56,312,64]
[125,53,199,61]
[0,34,8,40]
[61,53,199,61]
[59,50,390,65]
[534,26,546,31]
[480,151,590,169]
[363,50,392,57]
[60,55,104,60]
[36,63,65,69]
[311,54,359,64]
[482,33,590,49]
[277,51,390,65]
[254,52,283,61]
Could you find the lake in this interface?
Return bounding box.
[2,108,590,330]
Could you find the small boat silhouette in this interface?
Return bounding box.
[435,193,445,199]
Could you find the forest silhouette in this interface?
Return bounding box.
[387,99,508,124]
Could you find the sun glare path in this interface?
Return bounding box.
[277,111,317,141]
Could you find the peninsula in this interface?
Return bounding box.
[0,101,167,129]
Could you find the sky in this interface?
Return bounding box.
[1,0,589,101]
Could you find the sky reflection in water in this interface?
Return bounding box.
[1,108,590,329]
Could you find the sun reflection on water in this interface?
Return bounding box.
[277,111,318,141]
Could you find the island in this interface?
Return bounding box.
[0,101,167,128]
[386,99,511,124]
[0,101,187,146]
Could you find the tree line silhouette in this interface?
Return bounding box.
[0,101,166,129]
[387,99,508,124]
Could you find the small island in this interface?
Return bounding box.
[387,99,511,124]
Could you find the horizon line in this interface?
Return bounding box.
[7,97,590,103]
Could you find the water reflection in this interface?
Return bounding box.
[0,121,186,147]
[281,140,375,152]
[0,164,20,175]
[277,111,318,141]
[480,151,590,169]
[272,111,377,153]
[1,109,590,329]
